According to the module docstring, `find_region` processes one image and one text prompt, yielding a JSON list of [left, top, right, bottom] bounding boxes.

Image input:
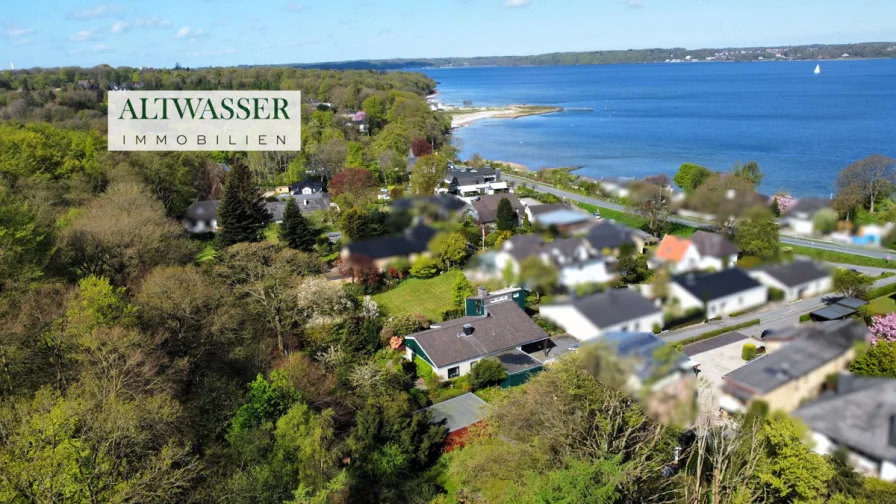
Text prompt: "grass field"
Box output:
[[869, 294, 896, 315], [372, 270, 462, 321], [788, 245, 895, 269]]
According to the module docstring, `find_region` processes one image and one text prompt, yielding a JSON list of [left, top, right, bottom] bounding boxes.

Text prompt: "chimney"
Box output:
[[462, 324, 474, 336], [477, 286, 488, 298]]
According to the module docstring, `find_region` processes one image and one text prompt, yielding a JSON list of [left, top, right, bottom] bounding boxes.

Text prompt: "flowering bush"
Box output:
[[775, 194, 796, 214], [870, 313, 896, 344]]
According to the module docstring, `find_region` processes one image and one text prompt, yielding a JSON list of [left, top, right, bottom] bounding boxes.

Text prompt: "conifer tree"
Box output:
[[217, 162, 270, 246], [496, 197, 515, 232], [279, 199, 318, 252]]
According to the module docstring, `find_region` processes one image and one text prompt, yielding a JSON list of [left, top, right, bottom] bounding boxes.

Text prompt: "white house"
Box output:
[[495, 235, 614, 288], [784, 197, 831, 236], [795, 376, 896, 482], [182, 201, 219, 233], [669, 269, 768, 318], [540, 289, 664, 341], [652, 231, 740, 274], [748, 260, 832, 301]]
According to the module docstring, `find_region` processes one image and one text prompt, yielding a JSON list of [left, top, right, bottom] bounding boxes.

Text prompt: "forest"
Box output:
[[1, 63, 895, 503]]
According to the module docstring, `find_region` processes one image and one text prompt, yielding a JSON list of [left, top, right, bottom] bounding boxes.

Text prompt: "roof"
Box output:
[[795, 378, 896, 463], [265, 202, 287, 222], [655, 235, 693, 262], [344, 224, 437, 261], [837, 297, 869, 310], [406, 301, 548, 368], [755, 260, 830, 288], [586, 220, 647, 250], [601, 331, 691, 381], [535, 209, 592, 226], [673, 268, 763, 302], [501, 235, 600, 267], [683, 332, 749, 356], [424, 393, 488, 433], [183, 200, 219, 223], [493, 348, 543, 375], [788, 197, 831, 216], [723, 320, 869, 395], [563, 289, 661, 329], [528, 203, 571, 216], [689, 230, 740, 259], [502, 234, 545, 262], [471, 194, 524, 223], [289, 177, 324, 194], [810, 304, 858, 321], [391, 194, 468, 214], [286, 192, 332, 213]]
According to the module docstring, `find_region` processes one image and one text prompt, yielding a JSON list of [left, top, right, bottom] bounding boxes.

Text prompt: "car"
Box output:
[[592, 211, 602, 220], [760, 329, 776, 339]]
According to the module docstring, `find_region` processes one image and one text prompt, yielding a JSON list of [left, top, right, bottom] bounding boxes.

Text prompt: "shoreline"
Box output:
[[449, 104, 563, 128]]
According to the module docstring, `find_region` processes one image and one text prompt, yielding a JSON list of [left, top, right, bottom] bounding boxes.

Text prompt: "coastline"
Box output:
[[449, 104, 563, 128]]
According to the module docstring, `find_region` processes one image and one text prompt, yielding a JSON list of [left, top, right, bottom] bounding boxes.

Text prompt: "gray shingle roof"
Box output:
[[183, 200, 219, 223], [528, 203, 571, 216], [755, 260, 830, 288], [344, 224, 437, 261], [795, 378, 896, 463], [565, 289, 661, 329], [788, 197, 831, 216], [723, 320, 869, 395], [673, 268, 763, 303], [424, 392, 488, 433], [406, 301, 548, 368], [471, 194, 524, 224], [689, 230, 740, 259], [586, 221, 648, 250]]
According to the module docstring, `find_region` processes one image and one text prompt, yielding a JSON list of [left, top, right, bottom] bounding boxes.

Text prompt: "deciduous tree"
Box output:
[[832, 268, 874, 299], [731, 160, 764, 187], [329, 167, 375, 198], [627, 174, 672, 237], [836, 154, 895, 213], [673, 163, 713, 193], [734, 207, 780, 259], [409, 154, 447, 195]]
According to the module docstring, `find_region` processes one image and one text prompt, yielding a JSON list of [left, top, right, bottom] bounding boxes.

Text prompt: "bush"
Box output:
[[742, 343, 757, 361], [867, 283, 896, 301], [380, 313, 429, 345], [652, 323, 662, 335], [469, 358, 508, 390], [414, 355, 435, 380], [736, 256, 763, 269], [438, 306, 464, 322], [769, 287, 785, 301], [799, 313, 812, 323], [409, 256, 439, 279]]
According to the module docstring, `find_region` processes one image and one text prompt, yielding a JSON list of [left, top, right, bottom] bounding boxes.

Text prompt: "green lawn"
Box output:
[[869, 295, 896, 315], [788, 245, 896, 270], [574, 202, 698, 237], [264, 223, 281, 243], [373, 270, 462, 321]]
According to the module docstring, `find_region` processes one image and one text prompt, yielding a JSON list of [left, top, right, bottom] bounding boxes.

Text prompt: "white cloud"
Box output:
[[93, 43, 112, 53], [71, 28, 101, 42], [284, 3, 306, 11], [110, 16, 171, 35], [175, 26, 206, 40], [619, 0, 645, 8], [12, 38, 32, 47], [69, 4, 125, 20], [111, 21, 129, 34], [5, 27, 34, 38], [502, 0, 531, 7]]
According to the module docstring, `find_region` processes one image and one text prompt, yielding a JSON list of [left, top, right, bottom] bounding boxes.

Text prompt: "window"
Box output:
[[633, 322, 640, 331], [448, 367, 460, 379], [470, 360, 478, 368]]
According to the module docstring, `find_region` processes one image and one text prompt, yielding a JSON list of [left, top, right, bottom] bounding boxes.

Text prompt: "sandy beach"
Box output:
[[450, 105, 563, 128]]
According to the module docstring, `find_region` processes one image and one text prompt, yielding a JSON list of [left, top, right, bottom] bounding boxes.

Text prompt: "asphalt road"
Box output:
[[503, 173, 896, 261]]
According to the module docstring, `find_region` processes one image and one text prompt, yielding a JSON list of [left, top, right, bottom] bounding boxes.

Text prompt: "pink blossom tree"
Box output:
[[774, 194, 796, 214], [870, 313, 896, 344]]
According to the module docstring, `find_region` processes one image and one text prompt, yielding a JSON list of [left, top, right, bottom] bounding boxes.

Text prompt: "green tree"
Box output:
[[362, 95, 387, 132], [849, 341, 896, 378], [432, 232, 469, 269], [756, 414, 835, 503], [468, 358, 508, 390], [217, 162, 271, 246], [409, 256, 439, 279], [833, 268, 874, 299], [813, 208, 839, 235], [339, 207, 384, 241], [618, 254, 652, 285], [673, 163, 713, 193], [496, 196, 516, 231], [0, 186, 52, 291], [734, 207, 780, 259], [451, 273, 476, 308], [836, 154, 895, 214], [518, 255, 558, 301], [409, 154, 447, 195], [279, 199, 318, 252], [731, 160, 764, 187], [769, 196, 782, 217]]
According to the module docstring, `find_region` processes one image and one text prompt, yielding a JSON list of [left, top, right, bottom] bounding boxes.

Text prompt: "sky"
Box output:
[[2, 0, 895, 69]]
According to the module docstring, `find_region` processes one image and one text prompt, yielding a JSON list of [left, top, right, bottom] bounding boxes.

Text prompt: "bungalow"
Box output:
[[341, 224, 437, 270], [404, 295, 549, 380], [688, 231, 740, 270], [669, 269, 768, 318], [467, 193, 526, 227], [289, 177, 324, 195], [720, 319, 869, 413], [784, 197, 831, 236], [599, 177, 635, 198], [276, 192, 333, 214], [653, 231, 740, 274], [748, 260, 832, 301], [539, 289, 664, 341], [585, 220, 651, 256], [182, 200, 219, 233], [390, 194, 470, 221], [794, 376, 896, 482], [525, 203, 595, 234], [494, 235, 614, 288]]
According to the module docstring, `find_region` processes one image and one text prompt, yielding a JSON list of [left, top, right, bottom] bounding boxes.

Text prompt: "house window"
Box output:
[[634, 322, 640, 331], [470, 360, 478, 368], [448, 367, 460, 379], [620, 325, 628, 332]]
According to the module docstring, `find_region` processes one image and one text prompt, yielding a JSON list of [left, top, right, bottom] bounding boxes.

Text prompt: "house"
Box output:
[[391, 194, 470, 221], [265, 202, 287, 223], [494, 235, 614, 288], [183, 201, 220, 233], [443, 167, 508, 198], [784, 197, 831, 235], [794, 376, 896, 482], [467, 193, 525, 226], [278, 192, 333, 214], [585, 220, 651, 255], [720, 319, 869, 413], [688, 231, 740, 270], [539, 289, 664, 341], [652, 235, 703, 273], [748, 260, 832, 301], [525, 203, 594, 234], [652, 231, 740, 274], [289, 177, 324, 195], [669, 269, 768, 318], [341, 224, 437, 269], [599, 177, 635, 198], [404, 298, 549, 380]]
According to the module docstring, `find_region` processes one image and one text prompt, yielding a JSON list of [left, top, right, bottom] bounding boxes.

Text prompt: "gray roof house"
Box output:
[[585, 220, 651, 254], [539, 289, 664, 342], [748, 260, 833, 301], [720, 319, 870, 413], [794, 376, 896, 482], [468, 193, 525, 225], [183, 201, 220, 234], [495, 234, 615, 288], [277, 192, 333, 214], [688, 230, 740, 262], [404, 300, 549, 380], [670, 268, 768, 318], [341, 224, 437, 266]]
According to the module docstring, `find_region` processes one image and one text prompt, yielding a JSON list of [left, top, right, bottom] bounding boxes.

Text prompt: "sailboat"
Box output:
[[814, 64, 821, 75]]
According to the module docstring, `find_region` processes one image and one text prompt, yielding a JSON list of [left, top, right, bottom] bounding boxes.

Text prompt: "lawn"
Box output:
[[868, 294, 896, 315], [574, 202, 698, 237], [264, 223, 281, 243], [373, 270, 463, 321], [788, 245, 896, 269]]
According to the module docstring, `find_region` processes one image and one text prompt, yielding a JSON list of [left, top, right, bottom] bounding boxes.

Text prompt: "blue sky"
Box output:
[[2, 0, 894, 69]]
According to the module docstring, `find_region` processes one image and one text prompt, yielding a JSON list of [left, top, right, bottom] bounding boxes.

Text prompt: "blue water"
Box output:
[[423, 61, 896, 197]]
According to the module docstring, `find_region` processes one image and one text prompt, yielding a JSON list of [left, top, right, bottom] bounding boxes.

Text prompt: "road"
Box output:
[[503, 173, 896, 261], [661, 270, 896, 343]]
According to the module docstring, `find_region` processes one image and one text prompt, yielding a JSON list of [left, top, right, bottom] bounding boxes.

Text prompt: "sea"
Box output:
[[422, 60, 896, 198]]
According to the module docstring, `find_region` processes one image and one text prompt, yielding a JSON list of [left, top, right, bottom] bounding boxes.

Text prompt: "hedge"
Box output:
[[769, 288, 785, 302], [742, 343, 757, 361], [670, 319, 761, 351], [799, 313, 812, 323], [864, 283, 896, 302]]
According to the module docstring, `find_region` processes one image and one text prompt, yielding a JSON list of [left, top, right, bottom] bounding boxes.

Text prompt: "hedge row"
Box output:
[[670, 319, 761, 351], [864, 282, 896, 302]]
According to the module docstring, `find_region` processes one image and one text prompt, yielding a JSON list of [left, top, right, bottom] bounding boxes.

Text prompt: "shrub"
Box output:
[[468, 358, 508, 390], [736, 256, 763, 269], [652, 323, 662, 335], [409, 256, 439, 279], [742, 343, 757, 361], [414, 355, 435, 380], [769, 287, 785, 301], [438, 306, 464, 322], [380, 313, 430, 345]]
